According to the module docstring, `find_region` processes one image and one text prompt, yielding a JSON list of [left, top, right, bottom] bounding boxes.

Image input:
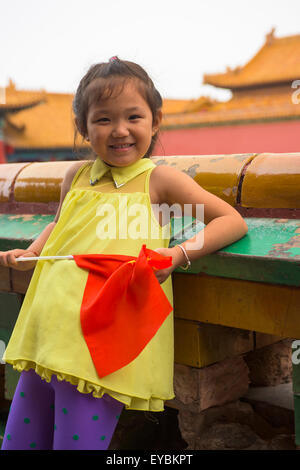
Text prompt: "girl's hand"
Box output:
[[0, 249, 38, 271], [153, 246, 186, 284]]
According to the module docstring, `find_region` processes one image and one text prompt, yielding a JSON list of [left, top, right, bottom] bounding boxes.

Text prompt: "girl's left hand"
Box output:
[[153, 246, 185, 284]]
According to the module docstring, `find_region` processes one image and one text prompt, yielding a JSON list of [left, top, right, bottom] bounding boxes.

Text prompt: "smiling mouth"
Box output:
[[109, 143, 135, 149]]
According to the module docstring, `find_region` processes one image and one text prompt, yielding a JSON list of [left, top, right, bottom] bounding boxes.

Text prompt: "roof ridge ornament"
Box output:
[[266, 27, 276, 46], [8, 79, 16, 91]]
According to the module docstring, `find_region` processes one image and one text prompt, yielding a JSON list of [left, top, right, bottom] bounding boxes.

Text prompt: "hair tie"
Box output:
[[109, 56, 118, 63]]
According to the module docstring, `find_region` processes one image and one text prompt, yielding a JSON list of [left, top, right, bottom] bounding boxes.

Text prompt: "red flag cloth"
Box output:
[[73, 244, 173, 378]]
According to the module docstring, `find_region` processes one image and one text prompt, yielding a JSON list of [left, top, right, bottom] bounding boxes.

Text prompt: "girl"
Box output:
[[0, 57, 248, 450]]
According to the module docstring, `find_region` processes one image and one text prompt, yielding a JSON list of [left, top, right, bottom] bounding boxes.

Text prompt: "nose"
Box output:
[[111, 120, 129, 138]]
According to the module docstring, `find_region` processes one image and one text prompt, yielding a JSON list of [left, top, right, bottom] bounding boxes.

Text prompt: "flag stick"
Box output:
[[16, 255, 74, 262]]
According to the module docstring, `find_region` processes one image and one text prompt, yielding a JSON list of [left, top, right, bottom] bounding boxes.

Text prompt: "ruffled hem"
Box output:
[[5, 359, 174, 412]]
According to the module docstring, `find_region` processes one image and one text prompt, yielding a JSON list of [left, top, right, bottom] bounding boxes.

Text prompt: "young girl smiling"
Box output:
[[0, 57, 247, 450]]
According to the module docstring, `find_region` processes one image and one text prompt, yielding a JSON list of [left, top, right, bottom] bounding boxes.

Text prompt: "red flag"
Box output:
[[73, 245, 173, 378]]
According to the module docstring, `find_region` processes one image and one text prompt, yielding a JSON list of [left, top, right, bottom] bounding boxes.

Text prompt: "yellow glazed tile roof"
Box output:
[[162, 87, 300, 128], [203, 29, 300, 89], [0, 80, 46, 110], [5, 37, 300, 148], [162, 99, 194, 114], [3, 81, 83, 149], [2, 82, 196, 148]]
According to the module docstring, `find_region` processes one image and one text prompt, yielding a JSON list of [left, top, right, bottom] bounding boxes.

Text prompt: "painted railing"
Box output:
[[0, 153, 299, 448]]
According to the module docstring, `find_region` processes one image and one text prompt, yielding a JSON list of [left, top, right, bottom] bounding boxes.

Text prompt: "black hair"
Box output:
[[73, 57, 162, 158]]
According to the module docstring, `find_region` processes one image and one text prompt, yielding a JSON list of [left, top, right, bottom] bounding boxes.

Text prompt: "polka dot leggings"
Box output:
[[1, 369, 124, 450]]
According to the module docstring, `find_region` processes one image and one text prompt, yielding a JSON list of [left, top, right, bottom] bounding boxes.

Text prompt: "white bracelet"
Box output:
[[176, 244, 191, 271]]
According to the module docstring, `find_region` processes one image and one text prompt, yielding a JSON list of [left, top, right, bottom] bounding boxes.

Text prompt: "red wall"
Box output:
[[154, 120, 300, 156], [0, 140, 6, 163]]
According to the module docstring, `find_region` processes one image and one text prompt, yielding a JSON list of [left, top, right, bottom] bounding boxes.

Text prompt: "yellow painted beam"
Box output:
[[0, 162, 30, 202], [152, 154, 256, 206], [173, 272, 300, 337], [14, 161, 77, 203], [241, 153, 300, 208]]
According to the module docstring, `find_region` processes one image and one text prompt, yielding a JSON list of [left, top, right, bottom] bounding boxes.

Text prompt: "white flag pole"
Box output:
[[16, 255, 74, 262]]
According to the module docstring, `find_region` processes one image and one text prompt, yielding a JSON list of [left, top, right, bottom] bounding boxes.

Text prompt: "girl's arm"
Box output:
[[0, 161, 86, 271], [150, 165, 248, 283]]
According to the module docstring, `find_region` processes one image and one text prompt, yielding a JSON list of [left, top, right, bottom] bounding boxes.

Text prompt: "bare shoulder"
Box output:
[[63, 160, 90, 187], [151, 164, 197, 185], [150, 164, 199, 204], [151, 162, 245, 224], [54, 160, 89, 222]]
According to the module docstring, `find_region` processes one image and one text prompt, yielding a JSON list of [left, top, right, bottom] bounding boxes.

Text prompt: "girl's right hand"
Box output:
[[0, 249, 38, 271]]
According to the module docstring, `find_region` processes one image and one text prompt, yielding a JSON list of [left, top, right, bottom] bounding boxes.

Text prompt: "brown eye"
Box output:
[[129, 115, 141, 120], [96, 117, 110, 123]]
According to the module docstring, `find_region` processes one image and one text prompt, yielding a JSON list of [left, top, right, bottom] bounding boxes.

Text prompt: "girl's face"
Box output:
[[85, 80, 161, 167]]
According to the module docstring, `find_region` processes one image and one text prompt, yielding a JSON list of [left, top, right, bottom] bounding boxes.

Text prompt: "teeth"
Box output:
[[111, 144, 133, 148]]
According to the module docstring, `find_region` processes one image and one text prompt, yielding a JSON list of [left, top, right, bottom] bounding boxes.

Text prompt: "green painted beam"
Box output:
[[0, 214, 299, 286], [0, 214, 54, 250], [170, 217, 300, 287]]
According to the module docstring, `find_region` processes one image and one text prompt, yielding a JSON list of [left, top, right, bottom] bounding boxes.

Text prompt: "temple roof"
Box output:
[[162, 99, 193, 114], [162, 85, 300, 129], [3, 81, 83, 149], [0, 80, 45, 117], [4, 37, 300, 149], [0, 100, 44, 115], [1, 80, 46, 107], [3, 81, 198, 149], [203, 29, 300, 89]]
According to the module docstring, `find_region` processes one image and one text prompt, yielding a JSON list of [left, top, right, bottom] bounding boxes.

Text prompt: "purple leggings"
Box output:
[[2, 369, 124, 450]]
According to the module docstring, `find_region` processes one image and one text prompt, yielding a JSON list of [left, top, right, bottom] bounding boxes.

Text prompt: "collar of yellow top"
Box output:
[[90, 157, 156, 188]]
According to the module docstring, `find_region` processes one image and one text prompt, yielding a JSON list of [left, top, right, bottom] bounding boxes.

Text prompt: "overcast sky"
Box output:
[[1, 0, 300, 101]]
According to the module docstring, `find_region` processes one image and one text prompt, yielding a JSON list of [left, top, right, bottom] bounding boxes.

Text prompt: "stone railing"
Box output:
[[0, 153, 300, 450]]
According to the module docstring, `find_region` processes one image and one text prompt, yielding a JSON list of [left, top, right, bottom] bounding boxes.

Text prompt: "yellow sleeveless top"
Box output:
[[3, 158, 174, 411]]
